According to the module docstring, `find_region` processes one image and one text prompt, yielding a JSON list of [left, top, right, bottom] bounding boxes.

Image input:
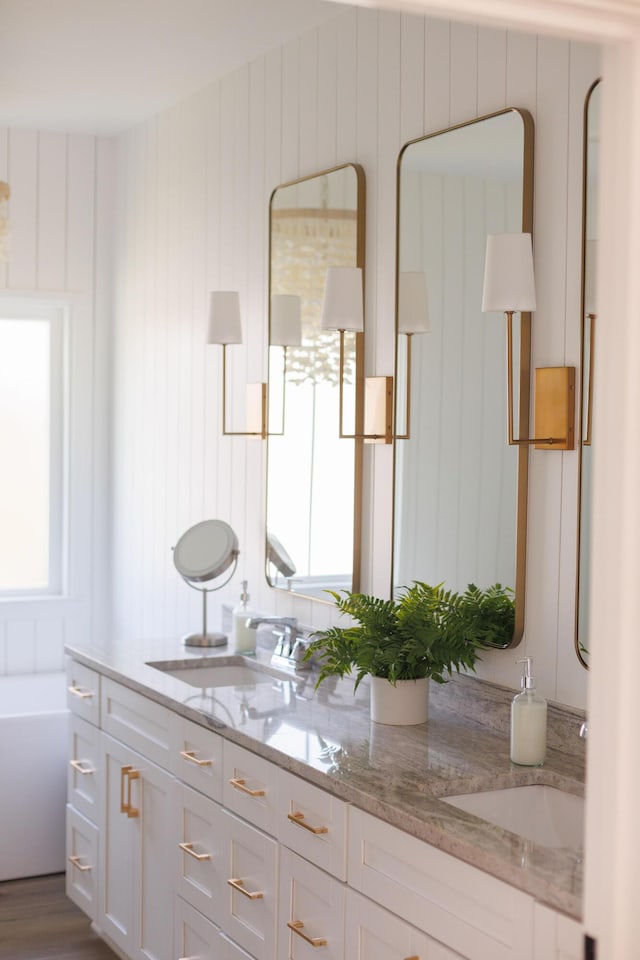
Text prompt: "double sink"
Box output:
[[146, 655, 584, 855]]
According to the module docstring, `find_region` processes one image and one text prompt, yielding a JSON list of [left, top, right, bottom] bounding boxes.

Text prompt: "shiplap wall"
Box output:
[[0, 130, 114, 675], [112, 7, 599, 708]]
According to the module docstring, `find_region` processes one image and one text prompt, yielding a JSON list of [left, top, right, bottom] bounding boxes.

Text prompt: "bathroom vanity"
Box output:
[[65, 638, 586, 960]]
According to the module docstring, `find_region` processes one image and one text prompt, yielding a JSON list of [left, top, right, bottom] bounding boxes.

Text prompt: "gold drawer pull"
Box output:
[[69, 759, 95, 775], [120, 765, 130, 813], [180, 749, 213, 767], [68, 684, 94, 699], [287, 920, 327, 947], [229, 777, 265, 797], [68, 855, 92, 872], [179, 841, 211, 862], [287, 811, 328, 835], [227, 878, 264, 900], [120, 765, 139, 817]]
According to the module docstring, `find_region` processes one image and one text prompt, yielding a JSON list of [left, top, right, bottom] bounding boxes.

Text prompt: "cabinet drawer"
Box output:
[[277, 769, 348, 880], [66, 805, 99, 922], [223, 741, 278, 835], [345, 887, 464, 960], [68, 714, 100, 823], [278, 848, 345, 960], [101, 677, 172, 770], [172, 715, 223, 802], [176, 782, 224, 925], [220, 809, 278, 960], [348, 808, 534, 960], [220, 932, 255, 960], [66, 660, 100, 726], [175, 896, 221, 960], [533, 903, 584, 960]]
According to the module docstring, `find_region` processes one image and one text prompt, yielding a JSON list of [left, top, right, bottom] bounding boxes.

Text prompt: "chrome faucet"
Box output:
[[246, 616, 301, 662], [580, 720, 588, 739]]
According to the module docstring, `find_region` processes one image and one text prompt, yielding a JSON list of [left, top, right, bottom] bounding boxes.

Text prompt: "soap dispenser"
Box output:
[[510, 657, 547, 766], [232, 581, 257, 655]]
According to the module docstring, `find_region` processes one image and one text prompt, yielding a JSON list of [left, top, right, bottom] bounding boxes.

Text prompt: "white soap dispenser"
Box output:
[[510, 657, 547, 766], [232, 581, 257, 655]]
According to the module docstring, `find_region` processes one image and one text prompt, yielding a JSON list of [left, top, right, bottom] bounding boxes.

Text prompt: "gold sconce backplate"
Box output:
[[534, 367, 576, 450]]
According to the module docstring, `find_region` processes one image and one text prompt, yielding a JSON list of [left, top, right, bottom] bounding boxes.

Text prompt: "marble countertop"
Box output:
[[65, 633, 586, 919]]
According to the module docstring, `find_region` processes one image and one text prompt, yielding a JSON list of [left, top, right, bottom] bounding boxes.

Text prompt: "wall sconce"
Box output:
[[207, 290, 267, 439], [320, 266, 392, 444], [269, 294, 301, 436], [482, 233, 575, 450], [395, 270, 430, 440], [0, 181, 10, 262]]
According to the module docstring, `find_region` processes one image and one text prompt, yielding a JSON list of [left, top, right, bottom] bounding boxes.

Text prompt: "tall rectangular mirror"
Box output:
[[392, 109, 534, 646], [266, 164, 365, 600]]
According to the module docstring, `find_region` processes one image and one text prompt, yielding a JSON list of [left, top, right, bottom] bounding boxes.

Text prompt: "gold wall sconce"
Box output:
[[320, 266, 392, 444], [0, 181, 10, 262], [482, 233, 575, 450], [269, 293, 302, 435], [395, 270, 430, 440], [582, 238, 597, 447], [207, 290, 267, 439]]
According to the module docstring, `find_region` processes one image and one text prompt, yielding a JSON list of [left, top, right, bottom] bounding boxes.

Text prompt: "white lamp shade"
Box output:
[[481, 233, 536, 313], [208, 290, 242, 344], [398, 271, 430, 334], [320, 266, 364, 332], [271, 294, 302, 346]]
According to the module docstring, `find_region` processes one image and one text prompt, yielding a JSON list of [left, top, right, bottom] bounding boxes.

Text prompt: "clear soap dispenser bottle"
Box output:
[[510, 657, 547, 766], [232, 581, 257, 655]]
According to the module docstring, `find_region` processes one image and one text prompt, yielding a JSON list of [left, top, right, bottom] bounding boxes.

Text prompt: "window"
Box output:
[[0, 300, 66, 596]]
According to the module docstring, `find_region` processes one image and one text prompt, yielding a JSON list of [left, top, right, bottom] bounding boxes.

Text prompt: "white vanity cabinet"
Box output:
[[533, 903, 584, 960], [277, 847, 345, 960]]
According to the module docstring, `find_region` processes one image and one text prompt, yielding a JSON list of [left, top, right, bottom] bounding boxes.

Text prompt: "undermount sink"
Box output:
[[146, 656, 294, 689], [442, 784, 584, 850]]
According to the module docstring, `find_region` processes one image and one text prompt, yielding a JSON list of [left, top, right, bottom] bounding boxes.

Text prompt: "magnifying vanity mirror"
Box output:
[[575, 79, 600, 669], [392, 109, 534, 647], [266, 163, 365, 600], [173, 519, 239, 647]]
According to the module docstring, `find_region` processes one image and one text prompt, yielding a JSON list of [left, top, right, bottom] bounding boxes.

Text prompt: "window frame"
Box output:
[[0, 297, 68, 599]]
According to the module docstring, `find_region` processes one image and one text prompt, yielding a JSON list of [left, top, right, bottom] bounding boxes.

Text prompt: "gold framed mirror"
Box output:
[[575, 79, 600, 669], [266, 163, 365, 600], [392, 109, 534, 647]]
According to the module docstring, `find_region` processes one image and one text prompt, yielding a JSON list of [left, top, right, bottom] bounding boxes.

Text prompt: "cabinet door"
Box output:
[[175, 896, 222, 960], [68, 713, 100, 823], [66, 804, 99, 922], [533, 903, 584, 960], [220, 809, 278, 960], [100, 733, 174, 960], [176, 782, 225, 925], [67, 659, 100, 725], [100, 733, 136, 956], [278, 848, 345, 960], [345, 887, 464, 960]]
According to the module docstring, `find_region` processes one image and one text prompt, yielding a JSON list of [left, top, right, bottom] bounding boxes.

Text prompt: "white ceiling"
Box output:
[[0, 0, 347, 136]]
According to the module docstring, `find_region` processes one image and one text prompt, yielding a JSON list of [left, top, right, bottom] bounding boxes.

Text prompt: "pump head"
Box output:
[[516, 657, 535, 690]]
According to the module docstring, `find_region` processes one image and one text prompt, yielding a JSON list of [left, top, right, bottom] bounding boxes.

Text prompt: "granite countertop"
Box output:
[[65, 633, 586, 920]]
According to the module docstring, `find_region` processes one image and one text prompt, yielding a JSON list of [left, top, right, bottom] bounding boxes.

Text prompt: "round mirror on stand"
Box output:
[[173, 519, 239, 647]]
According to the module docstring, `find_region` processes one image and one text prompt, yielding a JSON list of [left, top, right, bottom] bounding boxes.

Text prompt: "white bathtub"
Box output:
[[0, 672, 68, 880]]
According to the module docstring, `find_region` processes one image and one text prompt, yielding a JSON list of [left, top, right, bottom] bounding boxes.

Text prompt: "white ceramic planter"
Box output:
[[369, 676, 429, 725]]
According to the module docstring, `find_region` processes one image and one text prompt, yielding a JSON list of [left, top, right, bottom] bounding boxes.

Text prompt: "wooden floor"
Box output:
[[0, 874, 118, 960]]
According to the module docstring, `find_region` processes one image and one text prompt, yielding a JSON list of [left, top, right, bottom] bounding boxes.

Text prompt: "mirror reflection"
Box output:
[[266, 164, 364, 599], [392, 110, 534, 646], [576, 80, 600, 669]]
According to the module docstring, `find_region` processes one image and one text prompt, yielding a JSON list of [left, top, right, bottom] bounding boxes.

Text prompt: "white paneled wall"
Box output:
[[0, 129, 114, 675], [112, 8, 599, 709]]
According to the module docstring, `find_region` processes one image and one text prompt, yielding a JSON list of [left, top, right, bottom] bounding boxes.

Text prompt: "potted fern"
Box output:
[[304, 582, 514, 725]]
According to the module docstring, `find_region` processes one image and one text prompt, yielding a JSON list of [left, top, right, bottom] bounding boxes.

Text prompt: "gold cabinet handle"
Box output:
[[69, 759, 95, 776], [229, 777, 265, 797], [68, 854, 92, 872], [180, 749, 213, 767], [120, 765, 139, 817], [68, 684, 94, 699], [287, 920, 327, 947], [227, 878, 264, 900], [179, 841, 211, 862], [287, 811, 328, 835]]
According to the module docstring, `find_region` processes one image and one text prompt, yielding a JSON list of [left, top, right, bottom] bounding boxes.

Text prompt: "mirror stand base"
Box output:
[[182, 632, 228, 648]]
